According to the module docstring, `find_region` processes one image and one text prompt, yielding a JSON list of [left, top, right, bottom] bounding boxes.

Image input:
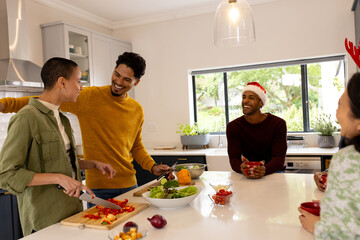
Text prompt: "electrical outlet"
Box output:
[[148, 122, 157, 132]]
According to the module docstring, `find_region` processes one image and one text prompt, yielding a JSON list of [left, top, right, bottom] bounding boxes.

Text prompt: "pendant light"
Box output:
[[214, 0, 256, 47]]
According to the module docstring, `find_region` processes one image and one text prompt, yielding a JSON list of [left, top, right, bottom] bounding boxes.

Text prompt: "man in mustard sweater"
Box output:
[[0, 52, 171, 202]]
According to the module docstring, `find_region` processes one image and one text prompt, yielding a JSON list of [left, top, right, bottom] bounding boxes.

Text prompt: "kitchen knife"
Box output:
[[56, 185, 121, 209], [79, 192, 122, 210], [156, 161, 178, 181]]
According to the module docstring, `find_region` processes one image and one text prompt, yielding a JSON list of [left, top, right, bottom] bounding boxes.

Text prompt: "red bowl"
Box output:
[[247, 161, 261, 167], [300, 202, 320, 216], [321, 174, 327, 184]]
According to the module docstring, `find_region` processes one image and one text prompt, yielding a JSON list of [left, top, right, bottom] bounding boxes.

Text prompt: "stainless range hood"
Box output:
[[0, 0, 43, 92]]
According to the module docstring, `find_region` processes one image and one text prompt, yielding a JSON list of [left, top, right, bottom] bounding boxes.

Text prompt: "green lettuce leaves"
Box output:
[[149, 186, 197, 199]]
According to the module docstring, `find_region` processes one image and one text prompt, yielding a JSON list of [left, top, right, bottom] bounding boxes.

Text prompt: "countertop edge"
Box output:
[[147, 147, 339, 157]]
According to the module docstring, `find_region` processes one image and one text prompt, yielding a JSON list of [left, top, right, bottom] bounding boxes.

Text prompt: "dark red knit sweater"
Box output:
[[226, 113, 287, 175]]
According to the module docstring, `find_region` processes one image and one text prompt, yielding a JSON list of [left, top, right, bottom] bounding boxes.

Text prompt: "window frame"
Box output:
[[191, 55, 347, 133]]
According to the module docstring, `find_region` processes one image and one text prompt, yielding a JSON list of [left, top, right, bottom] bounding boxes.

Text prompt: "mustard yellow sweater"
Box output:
[[0, 86, 155, 189]]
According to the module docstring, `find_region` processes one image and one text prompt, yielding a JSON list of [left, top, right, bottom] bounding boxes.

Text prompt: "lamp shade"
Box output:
[[214, 0, 256, 47]]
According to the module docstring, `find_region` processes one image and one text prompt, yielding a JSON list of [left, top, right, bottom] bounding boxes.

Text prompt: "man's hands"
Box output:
[[298, 207, 320, 234], [78, 159, 116, 179], [240, 155, 265, 179], [94, 161, 116, 179], [314, 172, 326, 192], [152, 164, 175, 180]]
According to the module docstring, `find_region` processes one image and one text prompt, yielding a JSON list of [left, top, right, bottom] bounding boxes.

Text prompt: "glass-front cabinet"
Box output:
[[41, 21, 132, 91], [41, 22, 93, 86], [68, 31, 90, 84]]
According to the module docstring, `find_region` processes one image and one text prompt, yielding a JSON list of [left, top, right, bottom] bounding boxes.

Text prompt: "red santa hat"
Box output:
[[241, 82, 267, 105]]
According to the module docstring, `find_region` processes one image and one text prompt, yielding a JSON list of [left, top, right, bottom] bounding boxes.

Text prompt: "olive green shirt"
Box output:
[[0, 98, 83, 236]]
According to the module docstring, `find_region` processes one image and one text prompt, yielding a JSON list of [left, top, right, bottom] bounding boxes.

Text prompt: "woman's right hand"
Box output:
[[58, 174, 94, 198]]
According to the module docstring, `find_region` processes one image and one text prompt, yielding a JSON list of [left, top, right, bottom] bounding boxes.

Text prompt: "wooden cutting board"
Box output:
[[133, 181, 195, 197], [61, 202, 149, 230]]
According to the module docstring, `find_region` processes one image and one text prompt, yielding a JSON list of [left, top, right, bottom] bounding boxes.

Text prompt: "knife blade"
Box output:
[[156, 161, 178, 181], [79, 192, 122, 210]]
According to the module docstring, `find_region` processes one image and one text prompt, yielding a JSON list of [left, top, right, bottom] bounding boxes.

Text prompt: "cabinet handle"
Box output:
[[177, 158, 188, 161]]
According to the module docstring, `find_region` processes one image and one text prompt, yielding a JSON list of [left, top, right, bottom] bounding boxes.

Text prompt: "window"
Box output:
[[192, 55, 345, 133]]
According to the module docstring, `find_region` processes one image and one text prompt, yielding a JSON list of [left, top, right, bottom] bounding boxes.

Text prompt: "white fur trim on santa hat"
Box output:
[[242, 84, 267, 105]]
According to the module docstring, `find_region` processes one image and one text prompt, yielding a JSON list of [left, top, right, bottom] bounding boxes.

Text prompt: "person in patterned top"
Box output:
[[298, 72, 360, 239]]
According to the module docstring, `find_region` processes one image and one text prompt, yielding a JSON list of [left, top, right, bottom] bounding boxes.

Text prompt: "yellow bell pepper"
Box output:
[[177, 169, 191, 184]]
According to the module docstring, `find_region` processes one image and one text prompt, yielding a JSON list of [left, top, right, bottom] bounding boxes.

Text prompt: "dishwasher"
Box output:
[[285, 156, 321, 174]]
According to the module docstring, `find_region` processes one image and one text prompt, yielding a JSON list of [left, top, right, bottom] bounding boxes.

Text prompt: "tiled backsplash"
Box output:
[[0, 112, 82, 149]]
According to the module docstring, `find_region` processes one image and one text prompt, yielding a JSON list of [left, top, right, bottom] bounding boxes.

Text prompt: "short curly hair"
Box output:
[[116, 52, 146, 79]]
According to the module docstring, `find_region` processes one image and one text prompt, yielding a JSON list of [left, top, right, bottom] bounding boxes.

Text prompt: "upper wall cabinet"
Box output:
[[91, 33, 131, 86], [41, 22, 132, 87], [352, 0, 359, 71], [41, 22, 92, 86]]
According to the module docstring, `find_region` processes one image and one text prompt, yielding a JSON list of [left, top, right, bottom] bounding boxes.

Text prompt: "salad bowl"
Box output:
[[142, 186, 202, 209]]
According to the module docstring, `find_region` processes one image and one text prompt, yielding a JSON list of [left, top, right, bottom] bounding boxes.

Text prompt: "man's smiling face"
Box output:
[[242, 91, 263, 115], [110, 64, 140, 97]]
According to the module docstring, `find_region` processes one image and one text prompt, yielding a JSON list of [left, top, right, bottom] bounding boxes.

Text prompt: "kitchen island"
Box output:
[[20, 172, 322, 240]]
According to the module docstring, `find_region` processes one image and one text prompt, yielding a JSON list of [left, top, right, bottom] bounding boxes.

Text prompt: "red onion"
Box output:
[[147, 214, 167, 229]]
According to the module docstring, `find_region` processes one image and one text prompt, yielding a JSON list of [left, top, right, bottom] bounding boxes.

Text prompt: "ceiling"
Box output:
[[33, 0, 275, 29]]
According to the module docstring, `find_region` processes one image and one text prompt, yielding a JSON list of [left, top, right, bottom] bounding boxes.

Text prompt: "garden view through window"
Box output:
[[192, 56, 345, 133]]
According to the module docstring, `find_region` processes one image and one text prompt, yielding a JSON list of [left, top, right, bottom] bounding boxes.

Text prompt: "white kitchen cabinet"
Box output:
[[91, 32, 131, 87], [41, 22, 132, 92], [41, 22, 92, 86]]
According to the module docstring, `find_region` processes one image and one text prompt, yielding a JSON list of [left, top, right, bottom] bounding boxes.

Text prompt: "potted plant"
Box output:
[[313, 113, 338, 148], [176, 123, 210, 149]]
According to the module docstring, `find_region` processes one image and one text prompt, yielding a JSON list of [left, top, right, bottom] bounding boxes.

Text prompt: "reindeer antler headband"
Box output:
[[345, 38, 360, 69]]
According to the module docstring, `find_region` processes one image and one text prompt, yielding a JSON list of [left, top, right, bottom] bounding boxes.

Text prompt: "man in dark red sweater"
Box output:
[[226, 82, 287, 179]]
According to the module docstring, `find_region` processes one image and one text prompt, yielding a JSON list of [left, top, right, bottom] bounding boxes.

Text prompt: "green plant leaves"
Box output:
[[313, 113, 338, 136], [176, 123, 208, 136]]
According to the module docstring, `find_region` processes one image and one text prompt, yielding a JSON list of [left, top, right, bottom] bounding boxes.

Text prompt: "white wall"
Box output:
[[113, 0, 356, 148]]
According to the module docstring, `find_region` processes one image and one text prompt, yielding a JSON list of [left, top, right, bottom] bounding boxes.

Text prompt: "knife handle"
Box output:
[[56, 185, 85, 196]]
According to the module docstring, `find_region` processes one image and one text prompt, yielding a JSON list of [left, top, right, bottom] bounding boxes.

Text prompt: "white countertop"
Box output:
[[286, 147, 338, 155], [147, 147, 339, 156], [21, 172, 323, 240]]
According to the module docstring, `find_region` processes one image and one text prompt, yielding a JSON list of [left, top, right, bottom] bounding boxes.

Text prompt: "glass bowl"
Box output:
[[173, 163, 206, 179], [208, 192, 233, 206], [108, 227, 148, 240], [209, 182, 232, 192]]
